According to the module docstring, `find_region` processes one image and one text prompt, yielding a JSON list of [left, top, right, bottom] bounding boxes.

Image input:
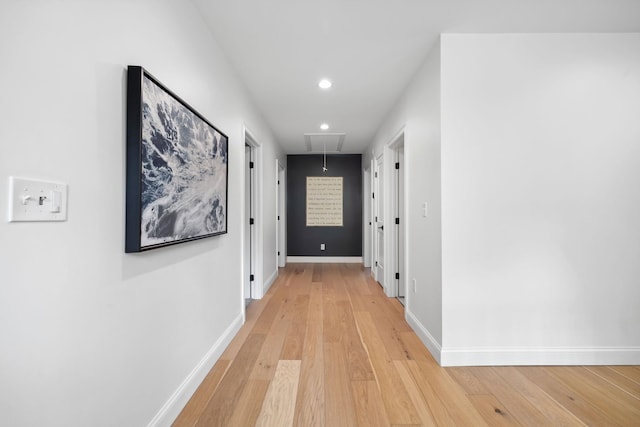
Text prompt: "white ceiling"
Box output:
[[192, 0, 640, 154]]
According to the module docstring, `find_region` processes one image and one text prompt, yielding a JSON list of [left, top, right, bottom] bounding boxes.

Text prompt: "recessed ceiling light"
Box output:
[[320, 123, 329, 130], [318, 79, 332, 89]]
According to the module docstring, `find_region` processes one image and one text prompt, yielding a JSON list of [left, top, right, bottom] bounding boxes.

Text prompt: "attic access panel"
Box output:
[[304, 133, 346, 152]]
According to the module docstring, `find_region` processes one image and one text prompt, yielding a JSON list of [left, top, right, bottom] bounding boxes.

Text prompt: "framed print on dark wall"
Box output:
[[125, 66, 228, 253]]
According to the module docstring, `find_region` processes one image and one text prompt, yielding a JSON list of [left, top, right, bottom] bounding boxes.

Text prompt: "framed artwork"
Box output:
[[125, 66, 228, 252], [306, 176, 343, 226]]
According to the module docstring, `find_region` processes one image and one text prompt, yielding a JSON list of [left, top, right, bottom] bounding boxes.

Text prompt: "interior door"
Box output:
[[375, 155, 384, 287], [277, 163, 286, 268], [397, 147, 405, 302], [363, 167, 371, 268], [244, 144, 253, 304]]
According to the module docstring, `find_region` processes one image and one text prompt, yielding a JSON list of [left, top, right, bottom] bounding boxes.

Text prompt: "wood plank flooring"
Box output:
[[174, 264, 640, 427]]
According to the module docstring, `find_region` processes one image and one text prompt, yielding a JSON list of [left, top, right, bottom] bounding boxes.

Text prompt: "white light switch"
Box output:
[[50, 190, 62, 213], [8, 177, 68, 222], [422, 202, 428, 218]]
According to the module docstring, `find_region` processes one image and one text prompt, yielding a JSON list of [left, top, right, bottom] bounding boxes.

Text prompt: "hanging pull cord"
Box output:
[[323, 142, 328, 172]]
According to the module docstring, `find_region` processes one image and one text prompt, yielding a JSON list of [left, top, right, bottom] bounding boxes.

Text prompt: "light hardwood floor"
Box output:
[[174, 263, 640, 426]]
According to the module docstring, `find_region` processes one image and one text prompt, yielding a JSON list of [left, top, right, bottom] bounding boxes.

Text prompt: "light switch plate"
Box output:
[[8, 176, 68, 222]]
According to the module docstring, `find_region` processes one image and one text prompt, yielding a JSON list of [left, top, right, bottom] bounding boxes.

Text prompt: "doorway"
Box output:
[[388, 129, 406, 305], [243, 126, 263, 307], [374, 153, 384, 288], [363, 166, 372, 268], [244, 143, 254, 306], [395, 145, 406, 305], [276, 160, 286, 268]]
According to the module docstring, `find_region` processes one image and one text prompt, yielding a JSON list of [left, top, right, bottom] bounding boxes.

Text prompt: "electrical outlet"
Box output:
[[320, 243, 325, 251]]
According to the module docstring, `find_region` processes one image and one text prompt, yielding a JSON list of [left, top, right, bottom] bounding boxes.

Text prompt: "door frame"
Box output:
[[370, 159, 376, 272], [374, 153, 385, 289], [243, 125, 264, 304], [385, 126, 407, 300], [363, 165, 372, 268], [276, 159, 286, 268], [244, 143, 254, 307]]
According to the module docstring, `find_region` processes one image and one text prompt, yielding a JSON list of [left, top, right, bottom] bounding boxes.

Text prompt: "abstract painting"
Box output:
[[126, 66, 228, 252]]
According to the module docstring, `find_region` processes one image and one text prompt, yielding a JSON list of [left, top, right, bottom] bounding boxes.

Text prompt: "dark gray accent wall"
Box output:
[[287, 154, 362, 256]]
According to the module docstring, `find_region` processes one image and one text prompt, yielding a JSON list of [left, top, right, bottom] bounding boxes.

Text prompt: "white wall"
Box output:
[[366, 33, 640, 366], [440, 34, 640, 365], [0, 1, 283, 425], [364, 42, 443, 358]]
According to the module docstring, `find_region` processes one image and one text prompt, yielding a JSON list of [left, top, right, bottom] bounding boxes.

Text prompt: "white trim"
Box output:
[[369, 159, 375, 278], [440, 346, 640, 367], [404, 308, 640, 367], [385, 127, 406, 300], [374, 153, 385, 290], [263, 268, 278, 295], [243, 124, 264, 300], [362, 166, 372, 268], [242, 143, 252, 315], [147, 313, 244, 427], [276, 160, 286, 268], [402, 128, 411, 312], [286, 256, 363, 263], [405, 308, 442, 365], [388, 125, 406, 150], [275, 158, 279, 275]]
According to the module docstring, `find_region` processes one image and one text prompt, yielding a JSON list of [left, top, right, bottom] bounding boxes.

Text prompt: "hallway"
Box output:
[[173, 264, 640, 426]]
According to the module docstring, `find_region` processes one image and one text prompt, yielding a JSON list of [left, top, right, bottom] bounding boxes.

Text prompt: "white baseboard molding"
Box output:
[[263, 269, 278, 296], [286, 256, 363, 263], [440, 346, 640, 367], [404, 309, 640, 366], [147, 313, 244, 427], [405, 308, 442, 365]]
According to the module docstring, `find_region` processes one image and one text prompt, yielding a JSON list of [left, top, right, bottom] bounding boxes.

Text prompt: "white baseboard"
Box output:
[[263, 269, 278, 296], [405, 308, 442, 365], [404, 309, 640, 366], [286, 256, 363, 263], [440, 346, 640, 367], [147, 313, 244, 427]]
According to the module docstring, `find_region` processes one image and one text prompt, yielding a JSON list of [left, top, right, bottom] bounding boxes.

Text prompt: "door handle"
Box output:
[[378, 225, 384, 230]]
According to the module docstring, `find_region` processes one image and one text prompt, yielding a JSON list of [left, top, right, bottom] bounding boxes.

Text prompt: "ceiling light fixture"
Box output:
[[320, 123, 329, 130], [318, 79, 332, 89]]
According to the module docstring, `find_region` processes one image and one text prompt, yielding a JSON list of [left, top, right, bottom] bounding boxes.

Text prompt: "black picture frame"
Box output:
[[125, 66, 228, 253]]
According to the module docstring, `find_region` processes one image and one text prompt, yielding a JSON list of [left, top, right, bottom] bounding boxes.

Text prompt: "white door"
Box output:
[[375, 155, 384, 287], [397, 147, 405, 301], [277, 162, 286, 268], [244, 144, 253, 303], [363, 167, 372, 268]]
